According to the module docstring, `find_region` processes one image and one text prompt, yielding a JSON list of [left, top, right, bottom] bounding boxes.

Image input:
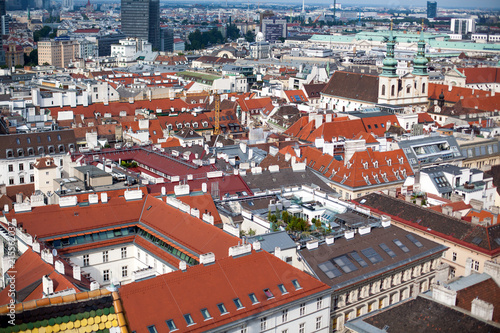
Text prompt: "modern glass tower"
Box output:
[[121, 0, 160, 50], [427, 1, 437, 19]]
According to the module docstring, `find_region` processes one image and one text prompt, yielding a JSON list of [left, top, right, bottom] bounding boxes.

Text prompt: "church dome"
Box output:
[[256, 32, 265, 42], [383, 57, 397, 67]]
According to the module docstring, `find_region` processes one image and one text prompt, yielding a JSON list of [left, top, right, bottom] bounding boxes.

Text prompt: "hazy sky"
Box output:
[[265, 0, 500, 9]]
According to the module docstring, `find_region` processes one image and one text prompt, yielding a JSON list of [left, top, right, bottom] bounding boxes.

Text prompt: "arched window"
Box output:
[[406, 85, 411, 94], [381, 85, 386, 96], [391, 85, 395, 96], [422, 83, 426, 94]]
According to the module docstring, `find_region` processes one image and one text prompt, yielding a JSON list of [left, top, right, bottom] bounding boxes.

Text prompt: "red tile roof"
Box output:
[[285, 117, 366, 142], [457, 67, 500, 84], [428, 83, 489, 103], [0, 250, 86, 304], [119, 250, 330, 333], [299, 146, 413, 189], [360, 115, 400, 137], [428, 201, 472, 213], [284, 90, 309, 103], [456, 278, 500, 322], [418, 112, 435, 124], [465, 209, 496, 224], [237, 97, 273, 113]]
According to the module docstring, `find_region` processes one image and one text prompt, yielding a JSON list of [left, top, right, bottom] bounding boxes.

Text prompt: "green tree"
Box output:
[[24, 49, 38, 66], [248, 228, 256, 236], [245, 30, 255, 43], [226, 24, 240, 40], [34, 26, 52, 42], [282, 211, 290, 224]]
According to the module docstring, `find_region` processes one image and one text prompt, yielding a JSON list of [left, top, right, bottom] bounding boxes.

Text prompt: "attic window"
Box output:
[[58, 145, 65, 153], [264, 288, 274, 299], [363, 162, 368, 169], [17, 149, 24, 157], [233, 298, 244, 309], [278, 284, 288, 294], [6, 149, 13, 158], [184, 314, 195, 326], [28, 148, 34, 156], [147, 326, 158, 333], [176, 123, 182, 129], [217, 303, 228, 315], [201, 308, 211, 320], [373, 161, 378, 168], [57, 134, 62, 141], [249, 293, 259, 304], [399, 157, 404, 164], [48, 146, 55, 154], [16, 138, 20, 144], [292, 279, 302, 290], [387, 158, 392, 166]]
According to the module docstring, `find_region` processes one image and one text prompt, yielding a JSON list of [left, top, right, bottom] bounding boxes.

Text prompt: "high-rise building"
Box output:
[[261, 17, 287, 43], [160, 27, 173, 53], [427, 1, 437, 19], [450, 18, 476, 35], [121, 0, 160, 50], [0, 0, 5, 66]]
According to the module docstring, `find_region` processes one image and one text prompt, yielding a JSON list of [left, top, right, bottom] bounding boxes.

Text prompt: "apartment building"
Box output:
[[38, 39, 79, 67]]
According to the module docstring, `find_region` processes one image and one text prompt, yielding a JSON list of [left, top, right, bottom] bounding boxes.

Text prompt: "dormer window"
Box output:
[[402, 169, 407, 177], [6, 149, 13, 158], [363, 174, 371, 185], [28, 148, 34, 156], [192, 122, 198, 128], [373, 160, 378, 168], [176, 123, 182, 129], [387, 158, 392, 166], [399, 157, 404, 164], [58, 145, 65, 153], [184, 123, 190, 128], [363, 162, 368, 169], [292, 279, 302, 290], [17, 149, 24, 157], [48, 146, 55, 154], [38, 147, 45, 155], [264, 288, 274, 299]]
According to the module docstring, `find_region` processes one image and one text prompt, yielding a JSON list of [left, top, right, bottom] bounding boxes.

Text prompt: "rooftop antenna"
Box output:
[[302, 0, 305, 13]]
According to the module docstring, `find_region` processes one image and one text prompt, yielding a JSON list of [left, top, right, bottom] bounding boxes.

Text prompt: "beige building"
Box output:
[[34, 157, 60, 194], [38, 39, 79, 67], [355, 193, 500, 278]]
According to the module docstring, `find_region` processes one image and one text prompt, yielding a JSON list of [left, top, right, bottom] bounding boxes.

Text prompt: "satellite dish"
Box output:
[[52, 249, 58, 257]]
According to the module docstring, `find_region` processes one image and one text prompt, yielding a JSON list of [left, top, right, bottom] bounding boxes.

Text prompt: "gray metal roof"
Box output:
[[247, 231, 297, 252]]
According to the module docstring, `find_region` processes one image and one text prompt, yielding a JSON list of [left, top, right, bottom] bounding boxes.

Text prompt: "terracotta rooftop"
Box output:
[[119, 250, 330, 333], [322, 71, 379, 103], [455, 277, 500, 323]]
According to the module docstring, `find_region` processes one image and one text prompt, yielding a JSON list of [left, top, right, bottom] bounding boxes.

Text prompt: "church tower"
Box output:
[[411, 21, 430, 104], [378, 21, 400, 105]]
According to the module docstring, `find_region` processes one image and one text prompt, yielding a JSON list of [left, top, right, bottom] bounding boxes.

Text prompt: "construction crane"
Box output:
[[213, 92, 221, 135], [312, 14, 322, 24]]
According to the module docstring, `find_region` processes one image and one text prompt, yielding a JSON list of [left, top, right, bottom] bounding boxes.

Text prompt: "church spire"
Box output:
[[380, 20, 398, 78], [412, 20, 429, 76]]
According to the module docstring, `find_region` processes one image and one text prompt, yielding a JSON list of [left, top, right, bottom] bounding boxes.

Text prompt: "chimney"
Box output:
[[202, 183, 207, 193], [450, 193, 462, 202], [41, 249, 53, 265], [483, 260, 500, 286], [315, 114, 323, 129], [344, 230, 355, 240], [358, 226, 371, 235], [381, 215, 391, 228], [435, 263, 450, 284], [325, 113, 333, 123], [442, 205, 453, 216], [274, 247, 281, 260], [253, 241, 261, 251], [90, 281, 100, 291], [306, 240, 319, 250], [55, 260, 65, 274], [471, 298, 494, 321], [483, 217, 492, 226], [16, 193, 23, 204], [32, 241, 40, 253], [200, 252, 215, 265], [73, 265, 81, 281], [453, 211, 462, 219], [465, 258, 473, 276], [431, 283, 457, 306], [101, 192, 108, 203], [3, 204, 8, 213], [325, 235, 334, 245], [448, 84, 452, 92], [471, 216, 480, 225], [179, 260, 187, 271], [42, 275, 54, 296]]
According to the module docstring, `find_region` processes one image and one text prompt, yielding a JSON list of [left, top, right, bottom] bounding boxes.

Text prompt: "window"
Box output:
[[103, 251, 109, 263], [165, 319, 177, 331], [350, 251, 369, 267], [278, 284, 287, 294], [406, 234, 423, 248], [29, 162, 34, 170], [30, 175, 34, 183], [361, 247, 384, 264], [393, 239, 410, 253], [103, 269, 110, 282], [217, 303, 228, 314], [260, 317, 267, 331], [8, 164, 13, 172], [18, 163, 24, 171], [264, 288, 274, 298], [184, 314, 194, 326], [300, 302, 306, 316], [316, 316, 322, 330], [8, 178, 14, 185], [452, 252, 457, 262], [122, 266, 128, 277], [333, 255, 359, 273], [391, 85, 395, 96], [292, 279, 301, 290], [233, 298, 243, 309], [406, 85, 411, 94], [472, 260, 480, 271], [147, 326, 158, 333], [299, 323, 305, 333], [379, 243, 396, 258], [121, 247, 127, 258], [47, 135, 51, 142], [317, 297, 323, 310], [249, 293, 259, 304], [201, 308, 211, 320], [83, 254, 89, 266], [381, 84, 386, 95], [19, 176, 24, 184], [422, 82, 426, 94], [281, 309, 288, 322]]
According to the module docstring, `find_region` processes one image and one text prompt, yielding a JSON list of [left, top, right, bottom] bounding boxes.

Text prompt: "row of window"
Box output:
[[103, 265, 128, 282], [14, 134, 63, 145], [6, 144, 71, 158], [149, 294, 319, 333]]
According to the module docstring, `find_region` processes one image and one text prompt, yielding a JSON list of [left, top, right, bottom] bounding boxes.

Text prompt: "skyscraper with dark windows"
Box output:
[[121, 0, 160, 50], [427, 1, 437, 19], [0, 0, 5, 66]]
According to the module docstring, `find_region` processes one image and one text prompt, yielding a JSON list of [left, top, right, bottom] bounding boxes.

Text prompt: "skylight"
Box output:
[[201, 308, 211, 320], [249, 293, 259, 304], [393, 239, 410, 253], [406, 234, 423, 248], [292, 279, 301, 290], [318, 261, 343, 279], [349, 251, 368, 268], [361, 247, 384, 264], [333, 255, 358, 273], [184, 314, 194, 326], [148, 325, 158, 333], [217, 303, 228, 314], [234, 298, 244, 309], [379, 243, 396, 258], [264, 288, 274, 298], [165, 320, 177, 331], [278, 284, 288, 294]]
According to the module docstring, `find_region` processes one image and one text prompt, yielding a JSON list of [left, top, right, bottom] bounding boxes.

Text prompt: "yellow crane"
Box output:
[[213, 92, 221, 135]]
